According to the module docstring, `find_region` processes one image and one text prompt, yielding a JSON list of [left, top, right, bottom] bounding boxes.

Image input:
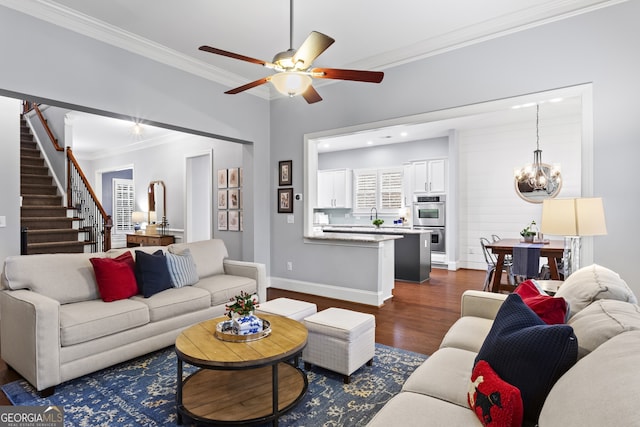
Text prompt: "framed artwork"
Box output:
[[279, 160, 292, 186], [228, 167, 239, 188], [278, 188, 293, 213], [228, 210, 240, 231], [217, 211, 228, 231], [239, 168, 243, 187], [228, 189, 240, 209], [217, 190, 228, 209], [217, 169, 228, 189], [240, 211, 243, 231]]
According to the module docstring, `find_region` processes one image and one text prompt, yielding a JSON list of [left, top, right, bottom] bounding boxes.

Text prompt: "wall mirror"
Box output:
[[148, 180, 166, 225]]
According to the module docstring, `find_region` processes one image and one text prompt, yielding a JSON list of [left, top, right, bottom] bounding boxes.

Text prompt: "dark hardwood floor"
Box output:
[[0, 268, 486, 405]]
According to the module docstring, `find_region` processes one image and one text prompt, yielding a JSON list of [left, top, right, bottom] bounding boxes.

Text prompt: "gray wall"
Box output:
[[0, 98, 21, 261], [318, 137, 448, 170], [269, 1, 640, 294], [102, 169, 133, 217], [0, 5, 270, 267]]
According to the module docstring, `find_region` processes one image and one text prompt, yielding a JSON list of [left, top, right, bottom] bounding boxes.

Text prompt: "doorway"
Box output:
[[185, 150, 213, 242]]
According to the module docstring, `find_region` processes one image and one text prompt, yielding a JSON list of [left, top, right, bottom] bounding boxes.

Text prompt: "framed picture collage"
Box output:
[[278, 160, 293, 214], [217, 167, 242, 231]]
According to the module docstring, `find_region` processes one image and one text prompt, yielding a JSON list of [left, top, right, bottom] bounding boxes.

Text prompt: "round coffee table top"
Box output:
[[175, 314, 308, 368]]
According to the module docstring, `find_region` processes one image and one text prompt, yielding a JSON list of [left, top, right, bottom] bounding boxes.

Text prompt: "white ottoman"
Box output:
[[303, 308, 376, 383], [255, 297, 317, 321]]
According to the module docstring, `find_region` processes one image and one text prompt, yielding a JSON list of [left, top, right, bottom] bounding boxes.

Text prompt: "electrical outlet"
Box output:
[[287, 261, 293, 271], [0, 216, 6, 228]]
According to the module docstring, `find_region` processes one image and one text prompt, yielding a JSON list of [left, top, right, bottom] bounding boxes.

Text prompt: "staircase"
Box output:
[[20, 117, 90, 254]]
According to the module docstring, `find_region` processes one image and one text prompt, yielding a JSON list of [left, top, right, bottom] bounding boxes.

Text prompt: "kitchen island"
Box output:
[[301, 231, 402, 306], [322, 226, 432, 283]]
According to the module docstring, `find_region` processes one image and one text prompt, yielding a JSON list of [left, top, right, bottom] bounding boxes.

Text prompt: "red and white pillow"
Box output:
[[468, 360, 523, 427]]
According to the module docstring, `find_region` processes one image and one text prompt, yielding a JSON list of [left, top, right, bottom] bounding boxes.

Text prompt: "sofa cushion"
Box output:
[[135, 250, 172, 298], [439, 316, 494, 353], [194, 274, 257, 307], [365, 391, 483, 427], [514, 280, 568, 325], [90, 252, 139, 302], [130, 286, 211, 322], [59, 299, 150, 346], [106, 246, 167, 259], [165, 248, 199, 288], [468, 360, 523, 427], [475, 294, 578, 424], [568, 299, 640, 359], [538, 330, 640, 427], [169, 239, 228, 279], [403, 347, 478, 408], [2, 253, 101, 304], [555, 264, 637, 319]]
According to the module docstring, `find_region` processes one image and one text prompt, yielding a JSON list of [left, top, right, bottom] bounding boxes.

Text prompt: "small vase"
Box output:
[[523, 235, 534, 243]]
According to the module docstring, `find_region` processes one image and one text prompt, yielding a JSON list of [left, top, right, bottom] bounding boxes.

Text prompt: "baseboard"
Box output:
[[268, 276, 385, 307]]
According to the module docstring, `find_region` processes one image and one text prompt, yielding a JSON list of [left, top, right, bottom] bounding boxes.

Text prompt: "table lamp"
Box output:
[[131, 211, 146, 231], [540, 197, 607, 276]]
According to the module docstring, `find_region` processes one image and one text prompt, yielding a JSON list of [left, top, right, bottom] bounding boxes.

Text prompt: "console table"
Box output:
[[126, 233, 174, 247]]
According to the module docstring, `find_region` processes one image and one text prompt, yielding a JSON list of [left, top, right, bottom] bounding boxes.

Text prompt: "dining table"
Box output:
[[485, 238, 565, 293]]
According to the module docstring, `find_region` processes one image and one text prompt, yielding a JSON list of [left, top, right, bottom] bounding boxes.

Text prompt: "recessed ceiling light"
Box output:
[[367, 140, 373, 145], [400, 132, 408, 137], [323, 143, 330, 149], [549, 98, 564, 103]]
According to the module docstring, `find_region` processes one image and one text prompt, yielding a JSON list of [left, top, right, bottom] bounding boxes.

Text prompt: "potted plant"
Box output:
[[225, 291, 259, 319], [372, 218, 384, 228], [520, 222, 537, 243]]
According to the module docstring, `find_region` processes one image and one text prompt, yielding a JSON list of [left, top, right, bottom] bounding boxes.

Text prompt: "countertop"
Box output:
[[322, 225, 432, 235], [306, 232, 404, 243]]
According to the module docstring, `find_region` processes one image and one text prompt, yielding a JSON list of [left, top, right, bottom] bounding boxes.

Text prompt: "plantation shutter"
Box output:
[[113, 178, 135, 234], [380, 169, 403, 210], [354, 170, 377, 210]]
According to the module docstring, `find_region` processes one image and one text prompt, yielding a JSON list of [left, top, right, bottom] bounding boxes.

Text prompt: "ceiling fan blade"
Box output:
[[224, 77, 270, 94], [199, 45, 272, 67], [302, 85, 323, 104], [312, 68, 384, 83], [292, 31, 335, 69]]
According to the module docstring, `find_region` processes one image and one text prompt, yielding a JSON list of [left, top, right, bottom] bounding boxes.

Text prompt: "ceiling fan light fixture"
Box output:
[[270, 72, 312, 97]]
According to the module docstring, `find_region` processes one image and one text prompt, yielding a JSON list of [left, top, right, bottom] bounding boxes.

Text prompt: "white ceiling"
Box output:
[[4, 0, 612, 155]]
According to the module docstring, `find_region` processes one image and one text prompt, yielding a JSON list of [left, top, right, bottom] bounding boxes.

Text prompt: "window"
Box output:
[[353, 167, 404, 213], [113, 178, 135, 234], [354, 169, 377, 210]]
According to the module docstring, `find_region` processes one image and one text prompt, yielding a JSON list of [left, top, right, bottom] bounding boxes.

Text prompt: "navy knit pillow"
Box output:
[[135, 250, 172, 298], [475, 293, 578, 424]]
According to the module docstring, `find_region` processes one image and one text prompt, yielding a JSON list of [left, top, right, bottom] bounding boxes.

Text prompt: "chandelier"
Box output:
[[514, 104, 562, 200]]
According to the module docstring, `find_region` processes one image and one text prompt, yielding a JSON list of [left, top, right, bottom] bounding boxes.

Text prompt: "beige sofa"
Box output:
[[0, 239, 266, 394], [367, 264, 640, 426]]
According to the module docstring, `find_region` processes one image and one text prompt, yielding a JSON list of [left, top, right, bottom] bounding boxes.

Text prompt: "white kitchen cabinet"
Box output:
[[317, 169, 352, 208], [411, 159, 447, 194], [428, 159, 447, 194], [402, 163, 414, 206]]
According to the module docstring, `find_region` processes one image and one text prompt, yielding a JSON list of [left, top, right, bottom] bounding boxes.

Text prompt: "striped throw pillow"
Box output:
[[166, 248, 199, 288]]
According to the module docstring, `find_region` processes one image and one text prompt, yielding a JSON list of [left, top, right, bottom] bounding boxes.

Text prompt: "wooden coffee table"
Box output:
[[175, 314, 308, 426]]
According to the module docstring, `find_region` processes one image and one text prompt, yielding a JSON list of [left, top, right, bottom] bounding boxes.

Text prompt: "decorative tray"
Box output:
[[214, 319, 271, 342]]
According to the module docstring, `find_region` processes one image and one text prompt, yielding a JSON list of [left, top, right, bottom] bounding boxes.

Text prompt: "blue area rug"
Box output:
[[2, 344, 427, 426]]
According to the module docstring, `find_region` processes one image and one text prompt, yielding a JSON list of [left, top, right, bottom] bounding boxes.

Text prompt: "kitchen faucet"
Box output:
[[370, 207, 378, 221]]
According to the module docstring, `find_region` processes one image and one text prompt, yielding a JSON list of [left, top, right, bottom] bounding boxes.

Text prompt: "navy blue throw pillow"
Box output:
[[475, 293, 578, 424], [134, 250, 172, 298]]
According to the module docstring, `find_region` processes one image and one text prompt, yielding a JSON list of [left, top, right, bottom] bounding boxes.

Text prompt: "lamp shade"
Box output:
[[131, 211, 146, 223], [541, 197, 607, 236], [270, 72, 312, 97]]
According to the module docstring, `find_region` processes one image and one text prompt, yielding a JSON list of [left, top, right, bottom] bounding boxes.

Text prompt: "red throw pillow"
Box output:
[[469, 360, 523, 427], [514, 280, 567, 325], [90, 251, 138, 302]]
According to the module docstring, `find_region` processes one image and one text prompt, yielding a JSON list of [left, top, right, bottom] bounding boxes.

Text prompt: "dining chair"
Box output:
[[480, 237, 516, 291]]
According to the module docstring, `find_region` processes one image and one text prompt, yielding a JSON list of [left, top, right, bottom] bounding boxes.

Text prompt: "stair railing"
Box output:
[[24, 101, 64, 152], [67, 147, 112, 252]]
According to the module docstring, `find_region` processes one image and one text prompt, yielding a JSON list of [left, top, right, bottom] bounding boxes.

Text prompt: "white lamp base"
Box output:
[[563, 236, 582, 277]]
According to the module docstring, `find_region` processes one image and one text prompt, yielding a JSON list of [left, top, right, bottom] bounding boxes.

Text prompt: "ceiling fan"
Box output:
[[198, 0, 384, 104]]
